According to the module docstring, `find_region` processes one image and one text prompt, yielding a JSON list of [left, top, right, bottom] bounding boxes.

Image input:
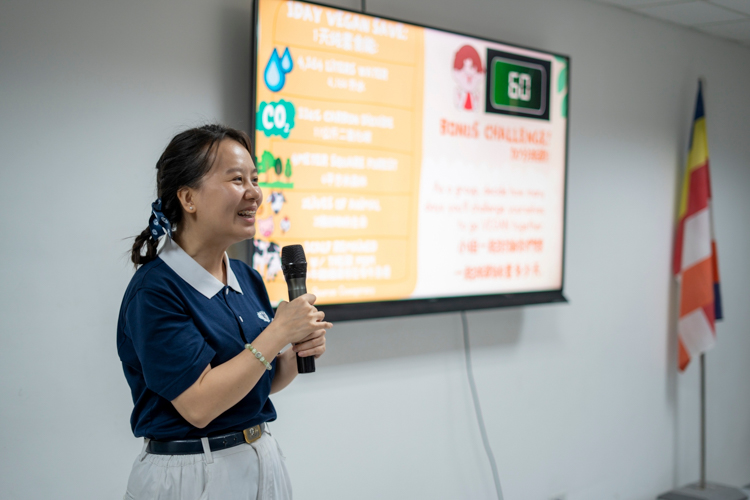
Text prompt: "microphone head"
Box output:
[[281, 244, 307, 280]]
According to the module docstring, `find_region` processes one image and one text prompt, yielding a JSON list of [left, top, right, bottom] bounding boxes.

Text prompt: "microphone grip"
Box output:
[[286, 277, 316, 374]]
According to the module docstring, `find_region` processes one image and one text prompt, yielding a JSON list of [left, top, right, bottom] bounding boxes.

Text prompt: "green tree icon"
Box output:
[[259, 150, 275, 183], [274, 158, 283, 182], [284, 159, 292, 180]]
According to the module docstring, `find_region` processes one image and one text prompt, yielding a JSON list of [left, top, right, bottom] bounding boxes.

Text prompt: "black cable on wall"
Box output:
[[461, 310, 504, 500]]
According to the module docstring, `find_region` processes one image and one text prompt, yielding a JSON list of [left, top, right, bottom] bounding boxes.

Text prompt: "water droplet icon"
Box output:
[[264, 49, 284, 92], [280, 48, 293, 73]]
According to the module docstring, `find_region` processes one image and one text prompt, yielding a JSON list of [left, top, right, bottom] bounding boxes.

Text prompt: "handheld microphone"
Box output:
[[280, 244, 315, 374]]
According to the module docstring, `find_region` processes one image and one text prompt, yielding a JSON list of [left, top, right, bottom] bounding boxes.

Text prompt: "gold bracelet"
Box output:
[[245, 343, 272, 371]]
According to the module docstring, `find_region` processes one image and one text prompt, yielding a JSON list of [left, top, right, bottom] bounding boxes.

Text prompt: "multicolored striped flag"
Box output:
[[672, 81, 723, 372]]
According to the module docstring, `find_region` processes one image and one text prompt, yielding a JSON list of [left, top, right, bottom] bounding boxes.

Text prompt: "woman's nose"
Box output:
[[245, 184, 262, 201]]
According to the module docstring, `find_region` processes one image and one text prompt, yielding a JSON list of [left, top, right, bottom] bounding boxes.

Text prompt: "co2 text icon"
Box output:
[[257, 100, 296, 138]]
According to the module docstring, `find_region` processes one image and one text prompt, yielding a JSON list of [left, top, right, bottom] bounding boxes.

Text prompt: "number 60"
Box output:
[[508, 71, 532, 102]]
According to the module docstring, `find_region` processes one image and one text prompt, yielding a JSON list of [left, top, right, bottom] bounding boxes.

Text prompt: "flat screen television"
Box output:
[[249, 0, 569, 321]]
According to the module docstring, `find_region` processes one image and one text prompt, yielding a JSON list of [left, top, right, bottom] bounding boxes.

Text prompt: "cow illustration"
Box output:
[[253, 239, 283, 281], [269, 191, 286, 214]]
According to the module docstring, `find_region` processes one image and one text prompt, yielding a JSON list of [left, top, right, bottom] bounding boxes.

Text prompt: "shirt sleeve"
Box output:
[[124, 288, 216, 401]]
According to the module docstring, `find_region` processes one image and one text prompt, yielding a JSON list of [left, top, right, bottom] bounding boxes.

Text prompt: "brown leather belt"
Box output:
[[147, 424, 263, 455]]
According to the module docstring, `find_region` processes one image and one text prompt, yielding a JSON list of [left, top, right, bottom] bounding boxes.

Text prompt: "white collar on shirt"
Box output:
[[158, 237, 243, 299]]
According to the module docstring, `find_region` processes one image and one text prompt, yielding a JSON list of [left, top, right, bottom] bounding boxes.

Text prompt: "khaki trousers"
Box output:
[[124, 427, 292, 500]]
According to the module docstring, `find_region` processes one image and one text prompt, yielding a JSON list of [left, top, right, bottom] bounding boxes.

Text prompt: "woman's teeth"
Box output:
[[238, 210, 255, 217]]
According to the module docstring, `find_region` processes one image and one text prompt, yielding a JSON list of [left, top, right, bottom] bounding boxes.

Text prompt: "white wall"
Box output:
[[1, 0, 748, 499]]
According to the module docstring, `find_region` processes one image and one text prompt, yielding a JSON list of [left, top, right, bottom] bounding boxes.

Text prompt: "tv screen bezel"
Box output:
[[250, 0, 570, 321]]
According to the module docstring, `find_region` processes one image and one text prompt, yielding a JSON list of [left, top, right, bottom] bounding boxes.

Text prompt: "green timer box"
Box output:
[[485, 49, 551, 121]]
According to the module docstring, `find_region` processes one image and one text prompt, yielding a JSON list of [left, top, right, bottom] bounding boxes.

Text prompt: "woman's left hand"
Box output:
[[271, 329, 327, 394], [292, 328, 326, 359]]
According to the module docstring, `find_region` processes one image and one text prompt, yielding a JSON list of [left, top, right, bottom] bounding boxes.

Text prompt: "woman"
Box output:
[[117, 124, 330, 500]]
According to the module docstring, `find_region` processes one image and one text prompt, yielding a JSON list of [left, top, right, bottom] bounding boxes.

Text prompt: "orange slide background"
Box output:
[[255, 0, 425, 304]]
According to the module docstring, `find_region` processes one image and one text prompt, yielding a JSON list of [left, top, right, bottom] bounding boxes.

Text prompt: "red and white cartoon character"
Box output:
[[452, 45, 484, 111], [280, 216, 291, 233]]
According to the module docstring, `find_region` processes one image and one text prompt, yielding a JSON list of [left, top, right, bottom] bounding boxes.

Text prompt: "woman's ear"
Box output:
[[176, 187, 196, 213]]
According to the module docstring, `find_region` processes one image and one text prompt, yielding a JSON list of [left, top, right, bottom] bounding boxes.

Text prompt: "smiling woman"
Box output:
[[119, 124, 331, 500], [171, 138, 263, 279]]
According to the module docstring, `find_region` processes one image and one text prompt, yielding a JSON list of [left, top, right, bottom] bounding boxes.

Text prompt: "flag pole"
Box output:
[[660, 350, 746, 500], [700, 353, 706, 490]]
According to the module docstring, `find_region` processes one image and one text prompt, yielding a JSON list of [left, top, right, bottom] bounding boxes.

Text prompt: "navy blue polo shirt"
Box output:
[[117, 237, 277, 440]]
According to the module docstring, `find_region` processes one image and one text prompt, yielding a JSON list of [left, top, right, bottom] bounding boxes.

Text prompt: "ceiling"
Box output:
[[588, 0, 750, 46]]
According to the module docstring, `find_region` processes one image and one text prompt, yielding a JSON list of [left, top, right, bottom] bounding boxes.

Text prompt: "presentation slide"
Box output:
[[253, 0, 569, 306]]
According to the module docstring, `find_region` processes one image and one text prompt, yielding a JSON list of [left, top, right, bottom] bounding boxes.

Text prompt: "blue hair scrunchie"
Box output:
[[149, 198, 173, 241]]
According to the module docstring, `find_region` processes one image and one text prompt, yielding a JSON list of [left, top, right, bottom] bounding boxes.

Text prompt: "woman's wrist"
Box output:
[[270, 348, 299, 394], [282, 347, 298, 366], [245, 343, 272, 370], [255, 321, 290, 358]]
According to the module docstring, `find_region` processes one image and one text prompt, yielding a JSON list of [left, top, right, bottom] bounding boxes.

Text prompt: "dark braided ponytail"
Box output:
[[130, 124, 253, 267]]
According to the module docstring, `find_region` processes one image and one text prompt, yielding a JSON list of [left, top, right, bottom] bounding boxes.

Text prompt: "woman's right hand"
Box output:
[[272, 293, 332, 346]]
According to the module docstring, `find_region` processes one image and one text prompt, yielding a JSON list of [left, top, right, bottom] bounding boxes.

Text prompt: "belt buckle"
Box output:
[[243, 425, 262, 444]]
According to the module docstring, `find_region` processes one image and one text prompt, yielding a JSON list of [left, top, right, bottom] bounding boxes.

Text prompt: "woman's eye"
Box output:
[[233, 176, 243, 182]]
